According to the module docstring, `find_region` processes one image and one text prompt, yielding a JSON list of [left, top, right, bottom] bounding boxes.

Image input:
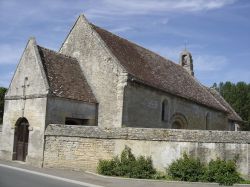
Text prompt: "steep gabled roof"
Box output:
[[91, 24, 227, 112], [207, 88, 242, 122], [37, 46, 96, 103]]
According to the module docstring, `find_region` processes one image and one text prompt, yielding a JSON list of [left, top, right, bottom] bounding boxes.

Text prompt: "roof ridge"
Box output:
[[37, 45, 78, 61]]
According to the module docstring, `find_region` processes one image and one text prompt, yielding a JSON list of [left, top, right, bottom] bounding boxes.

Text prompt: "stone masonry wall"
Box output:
[[60, 15, 127, 128], [46, 97, 97, 126], [44, 137, 115, 171], [44, 125, 250, 178], [0, 38, 48, 167], [123, 81, 228, 130], [1, 98, 47, 167]]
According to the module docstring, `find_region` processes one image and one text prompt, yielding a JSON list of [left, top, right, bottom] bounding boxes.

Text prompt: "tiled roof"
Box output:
[[207, 88, 242, 122], [91, 24, 227, 112], [38, 46, 96, 103]]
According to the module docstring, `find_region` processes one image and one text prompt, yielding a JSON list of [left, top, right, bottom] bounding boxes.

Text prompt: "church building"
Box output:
[[0, 15, 242, 166]]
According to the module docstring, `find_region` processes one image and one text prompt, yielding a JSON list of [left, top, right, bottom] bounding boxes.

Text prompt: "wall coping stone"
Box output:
[[45, 124, 250, 143]]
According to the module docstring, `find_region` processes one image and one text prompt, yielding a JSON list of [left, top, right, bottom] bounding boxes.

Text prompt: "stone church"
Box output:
[[0, 15, 243, 168]]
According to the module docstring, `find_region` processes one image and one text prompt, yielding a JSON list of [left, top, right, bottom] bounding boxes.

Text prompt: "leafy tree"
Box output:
[[0, 87, 7, 124], [212, 82, 250, 130]]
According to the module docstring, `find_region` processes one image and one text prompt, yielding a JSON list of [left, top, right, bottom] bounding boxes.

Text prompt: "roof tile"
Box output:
[[91, 24, 227, 112], [38, 46, 96, 103]]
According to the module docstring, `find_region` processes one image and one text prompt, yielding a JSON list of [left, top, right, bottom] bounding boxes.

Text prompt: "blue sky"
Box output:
[[0, 0, 249, 87]]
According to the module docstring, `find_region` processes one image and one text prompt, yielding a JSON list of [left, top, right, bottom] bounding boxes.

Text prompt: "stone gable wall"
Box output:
[[6, 39, 48, 98], [60, 16, 127, 128], [0, 39, 48, 167], [44, 124, 250, 178]]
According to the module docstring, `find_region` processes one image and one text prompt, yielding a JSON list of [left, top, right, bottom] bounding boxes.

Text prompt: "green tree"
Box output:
[[212, 82, 250, 130], [0, 87, 7, 124]]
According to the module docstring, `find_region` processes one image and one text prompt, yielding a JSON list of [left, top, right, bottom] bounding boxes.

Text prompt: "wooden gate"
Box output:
[[13, 118, 29, 161]]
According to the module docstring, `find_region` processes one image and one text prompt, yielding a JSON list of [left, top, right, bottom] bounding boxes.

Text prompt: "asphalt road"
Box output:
[[0, 161, 250, 187], [0, 164, 102, 187]]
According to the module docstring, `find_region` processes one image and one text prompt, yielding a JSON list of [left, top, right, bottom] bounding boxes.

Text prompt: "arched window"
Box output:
[[161, 100, 168, 121]]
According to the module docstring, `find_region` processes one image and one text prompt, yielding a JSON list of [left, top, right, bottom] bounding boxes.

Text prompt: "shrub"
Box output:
[[167, 152, 205, 182], [130, 156, 156, 178], [203, 158, 243, 186], [97, 146, 156, 179], [152, 171, 169, 180], [167, 153, 244, 185], [98, 149, 245, 185], [97, 156, 120, 176]]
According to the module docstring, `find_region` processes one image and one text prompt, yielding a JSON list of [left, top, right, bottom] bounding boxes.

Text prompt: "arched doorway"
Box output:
[[170, 113, 188, 129], [172, 121, 183, 129], [12, 118, 29, 161]]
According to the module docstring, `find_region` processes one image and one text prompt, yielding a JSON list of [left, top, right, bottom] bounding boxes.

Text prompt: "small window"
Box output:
[[65, 117, 90, 125], [161, 100, 168, 121]]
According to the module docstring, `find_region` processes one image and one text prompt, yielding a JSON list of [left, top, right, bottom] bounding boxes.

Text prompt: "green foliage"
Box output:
[[167, 153, 205, 182], [0, 87, 7, 124], [99, 149, 245, 185], [212, 81, 250, 130], [97, 146, 156, 179], [167, 153, 244, 185], [152, 171, 169, 180], [203, 158, 243, 186], [97, 156, 121, 176], [239, 180, 250, 184]]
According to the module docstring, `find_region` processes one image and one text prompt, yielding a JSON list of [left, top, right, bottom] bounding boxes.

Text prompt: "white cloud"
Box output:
[[148, 44, 229, 73], [194, 55, 228, 71], [86, 0, 237, 17], [110, 26, 134, 33], [0, 0, 244, 87], [149, 44, 205, 63]]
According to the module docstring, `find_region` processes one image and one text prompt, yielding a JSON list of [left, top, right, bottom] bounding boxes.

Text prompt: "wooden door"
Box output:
[[13, 119, 29, 161]]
